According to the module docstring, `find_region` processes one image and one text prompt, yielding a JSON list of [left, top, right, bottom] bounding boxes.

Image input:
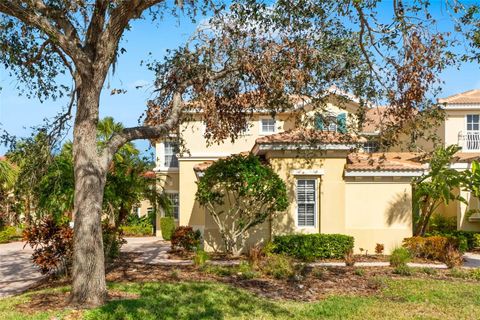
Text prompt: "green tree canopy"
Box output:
[[196, 154, 288, 255]]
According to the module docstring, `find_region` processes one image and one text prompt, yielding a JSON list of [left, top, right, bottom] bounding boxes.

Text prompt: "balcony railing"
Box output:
[[458, 131, 480, 152]]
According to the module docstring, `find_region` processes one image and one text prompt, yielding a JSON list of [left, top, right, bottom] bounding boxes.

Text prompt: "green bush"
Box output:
[[427, 230, 480, 251], [237, 261, 258, 280], [389, 247, 411, 267], [260, 254, 295, 279], [193, 249, 209, 267], [272, 234, 354, 261], [393, 265, 413, 276], [0, 226, 21, 243], [120, 225, 152, 237], [160, 217, 175, 240]]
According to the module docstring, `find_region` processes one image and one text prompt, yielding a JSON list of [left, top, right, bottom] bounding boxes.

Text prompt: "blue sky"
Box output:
[[0, 2, 479, 155]]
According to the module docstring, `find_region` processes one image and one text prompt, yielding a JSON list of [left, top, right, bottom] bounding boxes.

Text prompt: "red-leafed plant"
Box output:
[[171, 226, 202, 252], [23, 217, 73, 276]]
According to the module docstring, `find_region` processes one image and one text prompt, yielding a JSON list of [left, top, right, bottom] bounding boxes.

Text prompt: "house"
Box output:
[[152, 89, 480, 253]]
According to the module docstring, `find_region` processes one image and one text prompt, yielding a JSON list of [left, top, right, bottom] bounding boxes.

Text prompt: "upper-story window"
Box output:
[[363, 140, 380, 153], [467, 114, 480, 131], [260, 118, 276, 134], [314, 113, 347, 133], [164, 142, 179, 168]]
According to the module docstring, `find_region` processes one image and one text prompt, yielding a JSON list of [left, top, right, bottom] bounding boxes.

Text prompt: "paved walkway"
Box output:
[[0, 241, 43, 298], [122, 237, 191, 265]]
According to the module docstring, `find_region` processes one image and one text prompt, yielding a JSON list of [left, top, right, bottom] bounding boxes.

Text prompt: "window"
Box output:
[[147, 207, 154, 215], [314, 113, 347, 133], [296, 179, 316, 227], [260, 119, 276, 134], [163, 142, 179, 168], [467, 114, 480, 131], [363, 141, 379, 153], [167, 193, 179, 220]]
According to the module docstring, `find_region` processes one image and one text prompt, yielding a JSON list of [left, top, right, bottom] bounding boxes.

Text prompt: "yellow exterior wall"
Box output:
[[344, 178, 413, 253]]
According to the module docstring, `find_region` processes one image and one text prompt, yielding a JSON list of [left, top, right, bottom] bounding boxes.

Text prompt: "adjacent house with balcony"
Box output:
[[151, 89, 480, 254]]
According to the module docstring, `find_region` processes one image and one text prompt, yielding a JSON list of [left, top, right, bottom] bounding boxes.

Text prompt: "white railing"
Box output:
[[459, 131, 480, 152]]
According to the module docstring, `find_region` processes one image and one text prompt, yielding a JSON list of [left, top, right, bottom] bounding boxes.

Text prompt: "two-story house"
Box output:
[[151, 89, 480, 253]]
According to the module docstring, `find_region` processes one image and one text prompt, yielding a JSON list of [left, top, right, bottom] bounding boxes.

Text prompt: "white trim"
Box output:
[[165, 190, 180, 221], [259, 117, 277, 135], [291, 169, 325, 176], [450, 163, 471, 170], [256, 143, 356, 152], [344, 170, 425, 177], [442, 103, 480, 110], [153, 167, 179, 173], [295, 178, 318, 229]]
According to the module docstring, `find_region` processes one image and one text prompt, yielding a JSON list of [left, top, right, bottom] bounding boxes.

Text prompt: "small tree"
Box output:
[[196, 154, 288, 256], [462, 160, 480, 216], [412, 145, 465, 236]]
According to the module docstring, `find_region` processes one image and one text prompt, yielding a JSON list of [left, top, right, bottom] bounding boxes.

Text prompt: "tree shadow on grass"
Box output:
[[85, 281, 292, 320]]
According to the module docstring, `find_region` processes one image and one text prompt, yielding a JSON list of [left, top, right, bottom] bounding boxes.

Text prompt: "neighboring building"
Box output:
[[152, 89, 480, 253]]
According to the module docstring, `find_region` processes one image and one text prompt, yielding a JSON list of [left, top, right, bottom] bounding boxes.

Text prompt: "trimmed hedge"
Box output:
[[426, 230, 480, 252], [272, 234, 354, 261], [121, 225, 153, 237], [160, 217, 175, 240], [0, 226, 22, 243]]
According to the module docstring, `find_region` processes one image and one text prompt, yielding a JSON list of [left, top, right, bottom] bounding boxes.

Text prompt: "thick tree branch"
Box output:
[[0, 1, 88, 70], [102, 91, 183, 165]]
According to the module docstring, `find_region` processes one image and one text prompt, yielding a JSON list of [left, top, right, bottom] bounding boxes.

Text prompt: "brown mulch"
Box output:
[[14, 251, 467, 315]]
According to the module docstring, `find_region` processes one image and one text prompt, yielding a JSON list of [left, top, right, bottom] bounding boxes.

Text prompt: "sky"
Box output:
[[0, 1, 479, 156]]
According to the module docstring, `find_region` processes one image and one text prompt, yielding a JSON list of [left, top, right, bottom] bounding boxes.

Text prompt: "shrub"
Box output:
[[260, 254, 295, 279], [24, 218, 125, 276], [103, 224, 126, 263], [160, 217, 175, 240], [171, 226, 202, 251], [427, 230, 480, 251], [237, 261, 258, 280], [272, 234, 354, 261], [443, 245, 464, 268], [248, 245, 264, 268], [389, 247, 411, 267], [193, 249, 209, 267], [23, 217, 73, 275], [354, 268, 365, 276], [344, 249, 355, 266], [393, 265, 413, 276], [0, 226, 21, 243], [120, 225, 152, 237], [403, 236, 462, 261], [375, 243, 385, 255], [470, 268, 480, 281], [449, 268, 469, 279], [420, 267, 437, 275]]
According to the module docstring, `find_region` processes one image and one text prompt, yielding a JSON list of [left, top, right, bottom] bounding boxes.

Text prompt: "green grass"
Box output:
[[2, 278, 480, 319]]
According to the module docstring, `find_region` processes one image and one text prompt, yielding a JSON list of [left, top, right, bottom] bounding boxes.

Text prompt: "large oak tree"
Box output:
[[0, 0, 478, 307]]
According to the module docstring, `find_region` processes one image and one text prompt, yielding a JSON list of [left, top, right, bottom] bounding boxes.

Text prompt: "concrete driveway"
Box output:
[[0, 241, 43, 298]]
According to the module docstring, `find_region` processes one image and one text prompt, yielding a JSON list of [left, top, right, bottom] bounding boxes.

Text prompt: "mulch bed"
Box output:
[[14, 251, 472, 315]]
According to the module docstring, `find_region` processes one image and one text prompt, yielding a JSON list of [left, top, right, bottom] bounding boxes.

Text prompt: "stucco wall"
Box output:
[[344, 178, 413, 253]]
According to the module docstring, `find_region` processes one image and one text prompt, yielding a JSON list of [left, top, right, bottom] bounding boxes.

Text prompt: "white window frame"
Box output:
[[295, 179, 317, 228], [159, 141, 179, 171], [259, 118, 277, 135], [466, 114, 480, 132], [166, 191, 180, 220]]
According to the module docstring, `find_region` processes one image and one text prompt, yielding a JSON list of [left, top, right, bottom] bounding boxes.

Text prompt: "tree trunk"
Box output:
[[70, 84, 108, 307]]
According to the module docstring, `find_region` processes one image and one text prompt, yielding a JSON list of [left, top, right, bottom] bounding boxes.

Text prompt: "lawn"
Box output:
[[1, 277, 480, 320]]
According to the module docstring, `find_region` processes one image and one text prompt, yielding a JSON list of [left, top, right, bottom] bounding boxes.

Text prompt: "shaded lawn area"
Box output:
[[2, 278, 480, 320]]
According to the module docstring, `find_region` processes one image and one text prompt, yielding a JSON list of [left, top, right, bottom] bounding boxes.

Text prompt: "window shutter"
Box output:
[[337, 113, 347, 133], [314, 114, 324, 130]]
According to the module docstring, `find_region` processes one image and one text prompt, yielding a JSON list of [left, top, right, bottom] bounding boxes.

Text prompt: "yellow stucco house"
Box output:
[[151, 89, 480, 254]]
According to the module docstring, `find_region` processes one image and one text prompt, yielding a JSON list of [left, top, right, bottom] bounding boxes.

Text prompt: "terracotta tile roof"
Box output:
[[193, 151, 252, 172], [255, 129, 365, 145], [362, 107, 387, 133], [438, 89, 480, 104], [453, 152, 480, 163], [141, 171, 157, 179], [346, 152, 426, 171]]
